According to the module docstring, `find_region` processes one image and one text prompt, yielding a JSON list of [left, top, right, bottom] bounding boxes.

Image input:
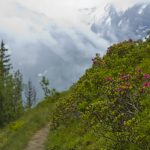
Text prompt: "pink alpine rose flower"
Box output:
[[143, 82, 150, 88], [144, 74, 150, 79]]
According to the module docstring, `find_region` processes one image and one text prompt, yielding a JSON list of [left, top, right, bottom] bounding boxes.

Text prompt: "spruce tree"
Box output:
[[25, 80, 36, 108], [0, 41, 11, 78], [12, 70, 24, 117], [0, 41, 12, 125], [0, 41, 24, 126]]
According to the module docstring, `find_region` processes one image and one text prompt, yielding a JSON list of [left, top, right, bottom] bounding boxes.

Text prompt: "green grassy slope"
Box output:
[[46, 39, 150, 150], [0, 94, 61, 150]]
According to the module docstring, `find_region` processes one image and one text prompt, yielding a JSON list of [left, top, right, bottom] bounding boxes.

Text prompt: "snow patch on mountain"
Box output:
[[138, 4, 147, 14], [80, 3, 150, 43]]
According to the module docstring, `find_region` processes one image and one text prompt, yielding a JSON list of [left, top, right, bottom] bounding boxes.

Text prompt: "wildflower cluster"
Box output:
[[83, 69, 150, 148]]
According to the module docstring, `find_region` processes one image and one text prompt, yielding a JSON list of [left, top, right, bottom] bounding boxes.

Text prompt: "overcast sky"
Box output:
[[0, 0, 150, 98], [1, 0, 149, 25]]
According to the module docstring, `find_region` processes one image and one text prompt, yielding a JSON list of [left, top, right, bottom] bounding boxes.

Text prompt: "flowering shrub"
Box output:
[[83, 69, 150, 148], [144, 74, 150, 79], [51, 39, 150, 149], [143, 82, 150, 87]]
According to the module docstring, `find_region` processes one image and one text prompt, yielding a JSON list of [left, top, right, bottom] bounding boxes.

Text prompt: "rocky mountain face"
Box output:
[[81, 3, 150, 42]]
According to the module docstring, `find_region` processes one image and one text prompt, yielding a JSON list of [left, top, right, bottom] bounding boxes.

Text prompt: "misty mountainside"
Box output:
[[0, 2, 108, 96], [1, 2, 150, 99], [81, 3, 150, 42]]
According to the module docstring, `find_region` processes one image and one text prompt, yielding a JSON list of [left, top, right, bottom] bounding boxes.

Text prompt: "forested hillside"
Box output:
[[47, 38, 150, 150], [0, 41, 38, 127]]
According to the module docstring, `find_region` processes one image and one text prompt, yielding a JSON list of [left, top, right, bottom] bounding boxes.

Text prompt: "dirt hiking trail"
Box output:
[[25, 125, 49, 150]]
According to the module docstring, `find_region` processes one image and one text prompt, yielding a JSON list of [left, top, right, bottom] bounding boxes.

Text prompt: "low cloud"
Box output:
[[0, 2, 109, 98], [0, 1, 149, 99]]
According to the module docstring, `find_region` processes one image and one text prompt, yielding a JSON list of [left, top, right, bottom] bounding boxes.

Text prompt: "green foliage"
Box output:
[[40, 76, 57, 98], [0, 95, 59, 150], [25, 80, 36, 108], [1, 39, 149, 150], [49, 39, 150, 149], [9, 120, 25, 131], [0, 41, 24, 126]]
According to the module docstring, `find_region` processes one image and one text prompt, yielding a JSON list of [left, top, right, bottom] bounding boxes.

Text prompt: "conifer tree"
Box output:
[[0, 41, 11, 78], [0, 41, 24, 126], [25, 80, 36, 108], [12, 70, 24, 117], [0, 41, 12, 125]]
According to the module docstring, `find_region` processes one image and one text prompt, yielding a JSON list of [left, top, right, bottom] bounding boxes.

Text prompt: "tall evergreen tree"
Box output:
[[25, 80, 36, 108], [0, 41, 12, 125], [0, 41, 11, 78], [12, 70, 24, 117], [0, 41, 24, 126]]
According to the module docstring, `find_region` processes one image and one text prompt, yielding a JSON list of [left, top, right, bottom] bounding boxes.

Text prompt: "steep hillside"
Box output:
[[0, 94, 62, 150], [0, 37, 149, 150], [46, 38, 150, 150]]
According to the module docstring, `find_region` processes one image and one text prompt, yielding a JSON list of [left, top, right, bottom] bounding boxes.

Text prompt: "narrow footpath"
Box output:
[[25, 125, 49, 150]]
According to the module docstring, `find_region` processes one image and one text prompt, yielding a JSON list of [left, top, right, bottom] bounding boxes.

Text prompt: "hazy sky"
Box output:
[[1, 0, 149, 25]]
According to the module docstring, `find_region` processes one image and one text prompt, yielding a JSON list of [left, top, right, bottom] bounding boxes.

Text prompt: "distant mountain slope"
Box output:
[[81, 3, 150, 42]]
